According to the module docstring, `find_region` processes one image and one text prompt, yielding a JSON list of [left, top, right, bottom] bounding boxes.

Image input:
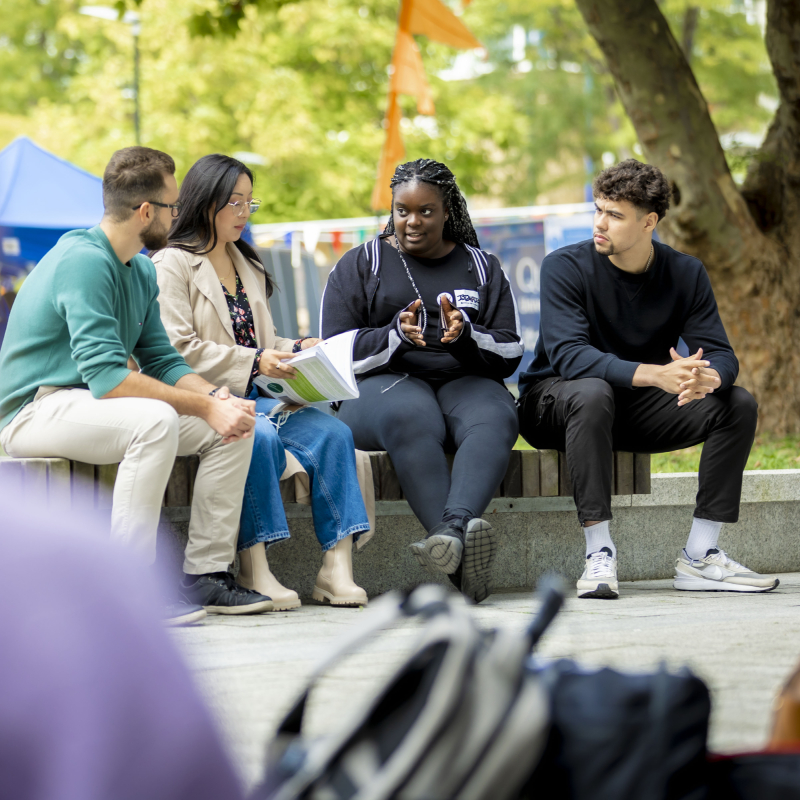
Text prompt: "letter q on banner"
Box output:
[[515, 256, 540, 295]]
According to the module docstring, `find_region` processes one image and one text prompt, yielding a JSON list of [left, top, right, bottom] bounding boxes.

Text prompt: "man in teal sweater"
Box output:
[[0, 146, 273, 621]]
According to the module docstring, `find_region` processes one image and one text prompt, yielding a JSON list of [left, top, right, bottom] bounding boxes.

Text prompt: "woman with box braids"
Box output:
[[384, 159, 481, 249], [321, 158, 525, 605]]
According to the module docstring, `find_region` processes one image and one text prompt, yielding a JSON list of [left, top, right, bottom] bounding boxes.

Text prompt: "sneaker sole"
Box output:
[[461, 520, 496, 605], [673, 576, 779, 593], [577, 582, 619, 599], [164, 608, 208, 626], [204, 599, 274, 615], [311, 587, 368, 607], [409, 534, 463, 576]]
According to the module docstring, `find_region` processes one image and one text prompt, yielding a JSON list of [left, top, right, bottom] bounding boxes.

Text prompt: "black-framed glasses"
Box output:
[[227, 199, 261, 217], [132, 200, 182, 218]]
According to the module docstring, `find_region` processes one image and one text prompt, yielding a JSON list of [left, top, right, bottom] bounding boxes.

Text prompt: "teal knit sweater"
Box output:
[[0, 226, 194, 431]]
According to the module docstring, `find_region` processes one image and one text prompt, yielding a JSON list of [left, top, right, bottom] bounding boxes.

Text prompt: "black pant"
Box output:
[[518, 378, 757, 524], [338, 374, 519, 532]]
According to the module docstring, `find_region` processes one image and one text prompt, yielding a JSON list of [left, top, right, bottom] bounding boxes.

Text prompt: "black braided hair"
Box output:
[[384, 158, 480, 249]]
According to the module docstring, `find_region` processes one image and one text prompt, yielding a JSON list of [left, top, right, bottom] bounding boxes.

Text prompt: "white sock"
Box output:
[[685, 518, 723, 560], [583, 521, 615, 558]]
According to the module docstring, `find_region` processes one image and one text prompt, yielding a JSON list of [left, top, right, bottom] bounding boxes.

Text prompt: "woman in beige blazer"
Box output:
[[152, 154, 370, 608]]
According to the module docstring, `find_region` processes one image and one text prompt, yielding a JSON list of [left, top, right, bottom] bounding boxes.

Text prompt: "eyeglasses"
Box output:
[[227, 199, 261, 217], [132, 200, 182, 218]]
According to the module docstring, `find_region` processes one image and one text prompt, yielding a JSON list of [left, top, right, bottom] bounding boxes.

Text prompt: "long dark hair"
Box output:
[[166, 154, 274, 297], [383, 158, 480, 249]]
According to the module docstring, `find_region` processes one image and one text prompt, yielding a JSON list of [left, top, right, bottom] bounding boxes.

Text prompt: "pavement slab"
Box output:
[[170, 572, 800, 792]]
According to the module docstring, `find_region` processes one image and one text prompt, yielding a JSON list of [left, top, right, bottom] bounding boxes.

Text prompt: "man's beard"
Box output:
[[593, 238, 615, 256], [140, 217, 169, 251]]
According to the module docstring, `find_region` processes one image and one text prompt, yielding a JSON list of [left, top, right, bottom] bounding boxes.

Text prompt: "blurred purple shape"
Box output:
[[0, 486, 244, 800]]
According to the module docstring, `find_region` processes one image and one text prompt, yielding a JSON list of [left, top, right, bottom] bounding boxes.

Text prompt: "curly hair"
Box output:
[[593, 159, 671, 221], [383, 158, 480, 248]]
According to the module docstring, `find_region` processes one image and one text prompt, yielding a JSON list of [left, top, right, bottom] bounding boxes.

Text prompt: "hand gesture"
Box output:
[[258, 349, 298, 379], [440, 295, 464, 344], [399, 299, 425, 347], [670, 347, 721, 406], [205, 386, 256, 443]]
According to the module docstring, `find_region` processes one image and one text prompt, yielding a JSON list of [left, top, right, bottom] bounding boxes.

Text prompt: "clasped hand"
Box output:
[[206, 385, 256, 443], [664, 347, 721, 406], [399, 298, 463, 347]]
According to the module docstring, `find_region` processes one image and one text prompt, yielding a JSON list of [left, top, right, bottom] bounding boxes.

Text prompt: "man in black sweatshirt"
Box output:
[[517, 159, 777, 599]]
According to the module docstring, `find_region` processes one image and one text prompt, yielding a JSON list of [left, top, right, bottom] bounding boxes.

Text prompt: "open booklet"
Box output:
[[253, 329, 359, 405]]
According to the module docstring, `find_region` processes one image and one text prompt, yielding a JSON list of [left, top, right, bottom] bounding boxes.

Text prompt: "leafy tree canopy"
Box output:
[[0, 0, 776, 222]]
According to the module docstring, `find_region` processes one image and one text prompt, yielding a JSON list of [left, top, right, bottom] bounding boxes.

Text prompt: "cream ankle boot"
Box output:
[[312, 535, 368, 607], [237, 542, 301, 610]]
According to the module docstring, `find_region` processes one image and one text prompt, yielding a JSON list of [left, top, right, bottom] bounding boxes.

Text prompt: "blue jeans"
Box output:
[[238, 394, 370, 552]]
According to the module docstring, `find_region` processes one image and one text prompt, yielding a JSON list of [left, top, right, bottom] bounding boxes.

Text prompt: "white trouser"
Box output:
[[0, 387, 254, 574]]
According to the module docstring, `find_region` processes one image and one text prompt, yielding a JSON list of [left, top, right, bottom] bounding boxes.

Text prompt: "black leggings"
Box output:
[[338, 374, 519, 532]]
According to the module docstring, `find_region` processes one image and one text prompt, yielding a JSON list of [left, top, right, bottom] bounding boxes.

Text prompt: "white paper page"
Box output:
[[292, 329, 358, 394], [253, 330, 359, 404]]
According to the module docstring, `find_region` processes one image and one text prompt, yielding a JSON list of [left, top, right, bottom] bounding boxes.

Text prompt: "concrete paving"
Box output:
[[170, 572, 800, 793]]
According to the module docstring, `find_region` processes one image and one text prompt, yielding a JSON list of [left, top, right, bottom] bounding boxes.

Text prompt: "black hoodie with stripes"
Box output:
[[320, 236, 524, 383]]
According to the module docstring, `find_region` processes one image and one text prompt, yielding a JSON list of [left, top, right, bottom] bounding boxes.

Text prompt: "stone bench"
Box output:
[[0, 451, 653, 598]]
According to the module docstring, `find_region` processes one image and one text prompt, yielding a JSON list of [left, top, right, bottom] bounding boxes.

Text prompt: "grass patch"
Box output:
[[514, 434, 800, 472]]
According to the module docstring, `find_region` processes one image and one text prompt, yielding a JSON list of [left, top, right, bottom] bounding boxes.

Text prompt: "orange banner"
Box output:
[[371, 93, 406, 212], [390, 30, 435, 115], [371, 0, 481, 211], [406, 0, 481, 50]]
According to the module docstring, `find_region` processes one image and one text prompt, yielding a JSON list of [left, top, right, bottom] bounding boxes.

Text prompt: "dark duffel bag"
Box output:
[[520, 660, 712, 800], [706, 752, 800, 799]]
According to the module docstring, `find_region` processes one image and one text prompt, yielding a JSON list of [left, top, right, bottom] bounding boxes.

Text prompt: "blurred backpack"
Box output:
[[256, 582, 561, 800], [254, 580, 715, 800]]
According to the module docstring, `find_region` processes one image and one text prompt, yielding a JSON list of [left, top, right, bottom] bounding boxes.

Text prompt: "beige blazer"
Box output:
[[152, 243, 375, 545], [151, 244, 295, 398]]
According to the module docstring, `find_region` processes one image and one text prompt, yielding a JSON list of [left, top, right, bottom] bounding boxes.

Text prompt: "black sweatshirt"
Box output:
[[374, 242, 479, 380], [518, 239, 738, 396], [321, 236, 524, 383]]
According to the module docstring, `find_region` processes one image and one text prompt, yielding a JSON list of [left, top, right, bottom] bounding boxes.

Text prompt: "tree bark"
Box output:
[[681, 6, 698, 63], [574, 0, 800, 432]]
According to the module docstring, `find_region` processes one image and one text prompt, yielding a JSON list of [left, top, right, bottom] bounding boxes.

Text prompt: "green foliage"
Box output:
[[515, 434, 800, 472], [650, 434, 800, 473], [187, 0, 296, 37], [0, 0, 86, 114], [0, 0, 779, 221]]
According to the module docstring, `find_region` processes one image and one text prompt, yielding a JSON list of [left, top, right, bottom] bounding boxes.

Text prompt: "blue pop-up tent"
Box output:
[[0, 137, 104, 276]]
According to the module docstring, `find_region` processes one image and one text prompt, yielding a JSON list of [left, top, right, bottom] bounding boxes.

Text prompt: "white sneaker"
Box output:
[[577, 548, 619, 599], [673, 548, 779, 593]]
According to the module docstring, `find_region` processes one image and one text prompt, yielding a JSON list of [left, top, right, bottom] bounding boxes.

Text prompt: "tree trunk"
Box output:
[[681, 7, 699, 63], [574, 0, 800, 433]]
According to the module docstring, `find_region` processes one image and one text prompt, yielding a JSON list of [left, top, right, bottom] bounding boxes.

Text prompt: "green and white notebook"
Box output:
[[253, 329, 359, 405]]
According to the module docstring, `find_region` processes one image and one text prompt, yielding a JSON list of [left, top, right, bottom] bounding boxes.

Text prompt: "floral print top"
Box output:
[[221, 273, 264, 395]]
